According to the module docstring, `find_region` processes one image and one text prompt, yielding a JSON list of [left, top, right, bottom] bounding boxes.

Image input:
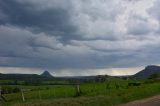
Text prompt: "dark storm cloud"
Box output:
[[0, 0, 78, 41], [0, 0, 160, 75]]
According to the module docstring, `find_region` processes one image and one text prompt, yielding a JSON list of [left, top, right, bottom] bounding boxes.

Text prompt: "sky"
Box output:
[[0, 0, 160, 76]]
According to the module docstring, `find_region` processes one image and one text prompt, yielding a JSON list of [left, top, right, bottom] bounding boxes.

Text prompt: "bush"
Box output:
[[128, 82, 141, 86], [148, 73, 160, 79], [2, 86, 20, 94]]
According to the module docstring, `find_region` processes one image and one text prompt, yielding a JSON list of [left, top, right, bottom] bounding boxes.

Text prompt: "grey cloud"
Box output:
[[126, 15, 155, 35], [70, 0, 125, 40], [0, 25, 62, 58], [149, 0, 160, 20], [0, 0, 160, 75], [0, 0, 78, 41]]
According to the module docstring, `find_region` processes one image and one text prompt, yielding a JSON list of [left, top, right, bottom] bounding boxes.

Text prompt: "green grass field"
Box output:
[[1, 78, 160, 106]]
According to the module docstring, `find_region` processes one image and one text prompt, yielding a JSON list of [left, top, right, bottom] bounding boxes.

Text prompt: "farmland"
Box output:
[[1, 77, 160, 106]]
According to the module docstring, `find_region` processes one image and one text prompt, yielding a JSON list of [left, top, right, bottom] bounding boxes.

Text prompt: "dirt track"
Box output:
[[119, 95, 160, 106]]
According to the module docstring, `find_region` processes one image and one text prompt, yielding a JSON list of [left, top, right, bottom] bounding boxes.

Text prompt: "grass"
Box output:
[[1, 78, 160, 106]]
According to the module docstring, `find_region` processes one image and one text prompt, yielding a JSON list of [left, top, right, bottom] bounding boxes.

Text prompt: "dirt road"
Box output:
[[119, 95, 160, 106]]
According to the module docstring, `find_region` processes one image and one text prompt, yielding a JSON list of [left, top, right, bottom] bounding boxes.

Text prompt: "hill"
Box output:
[[41, 71, 53, 78], [134, 65, 160, 79]]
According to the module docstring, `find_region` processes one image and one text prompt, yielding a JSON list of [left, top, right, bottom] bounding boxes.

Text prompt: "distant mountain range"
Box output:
[[0, 71, 108, 81], [1, 65, 160, 80], [134, 65, 160, 79]]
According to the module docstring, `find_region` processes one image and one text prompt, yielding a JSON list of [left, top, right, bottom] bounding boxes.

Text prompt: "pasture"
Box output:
[[1, 77, 160, 106]]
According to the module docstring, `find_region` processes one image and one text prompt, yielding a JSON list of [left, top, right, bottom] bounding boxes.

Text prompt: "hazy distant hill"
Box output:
[[41, 71, 53, 78], [134, 65, 160, 79], [0, 71, 55, 80]]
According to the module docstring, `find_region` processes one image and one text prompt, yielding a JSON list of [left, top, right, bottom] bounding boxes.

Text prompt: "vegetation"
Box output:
[[148, 73, 160, 79], [1, 77, 160, 106]]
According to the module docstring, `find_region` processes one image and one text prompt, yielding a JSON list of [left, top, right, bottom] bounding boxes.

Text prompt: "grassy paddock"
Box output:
[[1, 78, 160, 106]]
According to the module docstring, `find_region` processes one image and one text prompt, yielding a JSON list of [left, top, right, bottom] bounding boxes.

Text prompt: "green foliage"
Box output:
[[148, 73, 160, 79], [1, 86, 20, 94], [128, 82, 141, 86]]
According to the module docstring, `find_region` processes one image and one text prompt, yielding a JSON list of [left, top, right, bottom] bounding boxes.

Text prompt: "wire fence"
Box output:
[[0, 84, 81, 102], [0, 81, 131, 103]]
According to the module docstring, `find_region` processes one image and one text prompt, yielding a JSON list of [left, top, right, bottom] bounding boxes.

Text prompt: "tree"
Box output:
[[148, 73, 159, 79]]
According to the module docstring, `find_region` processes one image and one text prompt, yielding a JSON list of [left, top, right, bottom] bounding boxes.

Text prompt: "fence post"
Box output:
[[64, 86, 68, 97], [53, 88, 56, 98], [0, 86, 1, 101], [0, 86, 7, 102], [0, 86, 1, 97], [20, 89, 25, 102], [75, 84, 80, 96], [38, 90, 41, 100]]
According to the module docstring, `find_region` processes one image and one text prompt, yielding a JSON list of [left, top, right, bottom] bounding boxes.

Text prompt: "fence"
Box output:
[[0, 84, 81, 102], [0, 81, 130, 103]]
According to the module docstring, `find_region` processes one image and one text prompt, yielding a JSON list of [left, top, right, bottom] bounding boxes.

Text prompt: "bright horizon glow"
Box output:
[[0, 66, 143, 77]]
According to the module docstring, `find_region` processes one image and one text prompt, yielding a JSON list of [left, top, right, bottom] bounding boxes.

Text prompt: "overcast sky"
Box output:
[[0, 0, 160, 76]]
